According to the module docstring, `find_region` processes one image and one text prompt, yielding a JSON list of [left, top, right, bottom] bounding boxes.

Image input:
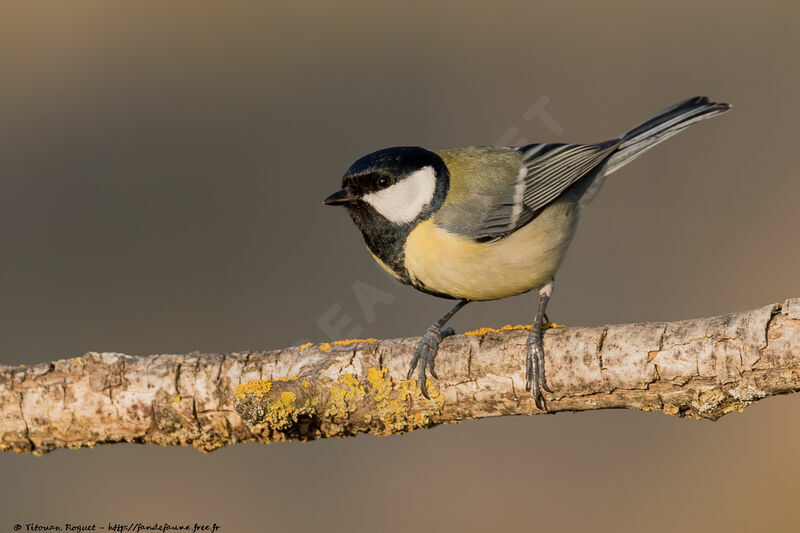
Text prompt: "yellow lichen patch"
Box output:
[[316, 338, 378, 352], [693, 389, 730, 415], [325, 374, 366, 418], [302, 380, 310, 388], [327, 387, 353, 417], [694, 389, 722, 408], [338, 373, 360, 387], [261, 389, 317, 431], [173, 395, 181, 403], [425, 382, 442, 400], [721, 401, 745, 415], [298, 342, 313, 351], [465, 322, 565, 336], [395, 376, 442, 406], [277, 392, 298, 415], [367, 367, 392, 398], [276, 376, 299, 382], [281, 391, 297, 404], [233, 379, 273, 399], [663, 404, 680, 416], [465, 324, 533, 336], [367, 368, 411, 431], [365, 367, 442, 432], [331, 338, 378, 346]]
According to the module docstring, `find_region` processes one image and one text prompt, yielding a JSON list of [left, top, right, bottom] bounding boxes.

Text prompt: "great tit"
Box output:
[[324, 96, 730, 408]]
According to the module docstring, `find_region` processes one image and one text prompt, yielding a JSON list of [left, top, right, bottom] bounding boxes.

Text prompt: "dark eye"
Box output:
[[377, 175, 394, 189]]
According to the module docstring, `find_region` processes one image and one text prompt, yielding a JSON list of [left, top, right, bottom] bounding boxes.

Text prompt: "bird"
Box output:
[[323, 96, 730, 409]]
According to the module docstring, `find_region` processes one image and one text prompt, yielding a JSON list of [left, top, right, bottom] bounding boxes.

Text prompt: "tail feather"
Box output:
[[604, 96, 730, 175]]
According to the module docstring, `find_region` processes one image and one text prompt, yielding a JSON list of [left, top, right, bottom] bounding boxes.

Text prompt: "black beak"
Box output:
[[323, 188, 356, 206]]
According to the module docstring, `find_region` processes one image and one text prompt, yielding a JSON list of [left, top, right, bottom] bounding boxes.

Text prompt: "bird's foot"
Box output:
[[407, 325, 455, 399], [525, 330, 553, 410]]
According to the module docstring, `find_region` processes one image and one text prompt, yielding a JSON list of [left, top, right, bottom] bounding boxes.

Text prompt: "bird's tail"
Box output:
[[604, 96, 730, 175]]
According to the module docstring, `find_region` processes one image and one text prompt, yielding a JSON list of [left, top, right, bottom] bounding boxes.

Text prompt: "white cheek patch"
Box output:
[[362, 166, 437, 224]]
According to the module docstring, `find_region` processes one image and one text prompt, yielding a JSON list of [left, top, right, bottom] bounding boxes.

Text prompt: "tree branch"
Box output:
[[2, 299, 800, 455]]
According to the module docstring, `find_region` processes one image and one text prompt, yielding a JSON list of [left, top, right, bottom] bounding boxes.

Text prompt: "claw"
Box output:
[[531, 377, 544, 410], [407, 349, 421, 380], [539, 355, 553, 394], [418, 341, 433, 398], [525, 282, 554, 409], [525, 347, 534, 392], [419, 376, 430, 399], [406, 299, 469, 401], [526, 331, 548, 410], [427, 351, 438, 380], [408, 326, 452, 400]]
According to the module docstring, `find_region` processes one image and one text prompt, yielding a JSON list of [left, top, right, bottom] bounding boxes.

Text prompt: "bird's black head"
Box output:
[[323, 146, 450, 283], [323, 146, 449, 227]]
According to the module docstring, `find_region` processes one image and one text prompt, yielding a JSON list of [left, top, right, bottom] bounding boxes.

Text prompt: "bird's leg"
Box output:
[[407, 299, 469, 399], [525, 281, 554, 410]]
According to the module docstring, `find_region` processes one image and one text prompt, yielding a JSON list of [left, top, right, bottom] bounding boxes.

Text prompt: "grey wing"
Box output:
[[472, 141, 620, 242]]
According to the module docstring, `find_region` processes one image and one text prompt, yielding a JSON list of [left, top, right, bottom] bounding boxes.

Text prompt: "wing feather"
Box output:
[[433, 142, 618, 242], [519, 143, 617, 211]]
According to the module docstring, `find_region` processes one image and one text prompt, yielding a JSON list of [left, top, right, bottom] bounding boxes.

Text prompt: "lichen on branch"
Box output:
[[1, 299, 800, 455]]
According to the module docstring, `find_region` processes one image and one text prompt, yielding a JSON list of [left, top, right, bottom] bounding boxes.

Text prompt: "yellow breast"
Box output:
[[403, 201, 579, 301]]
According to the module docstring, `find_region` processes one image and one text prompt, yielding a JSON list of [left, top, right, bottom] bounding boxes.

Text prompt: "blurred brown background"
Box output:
[[2, 1, 799, 531]]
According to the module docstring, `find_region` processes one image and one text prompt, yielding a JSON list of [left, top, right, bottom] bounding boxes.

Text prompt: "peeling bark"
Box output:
[[2, 299, 800, 455]]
